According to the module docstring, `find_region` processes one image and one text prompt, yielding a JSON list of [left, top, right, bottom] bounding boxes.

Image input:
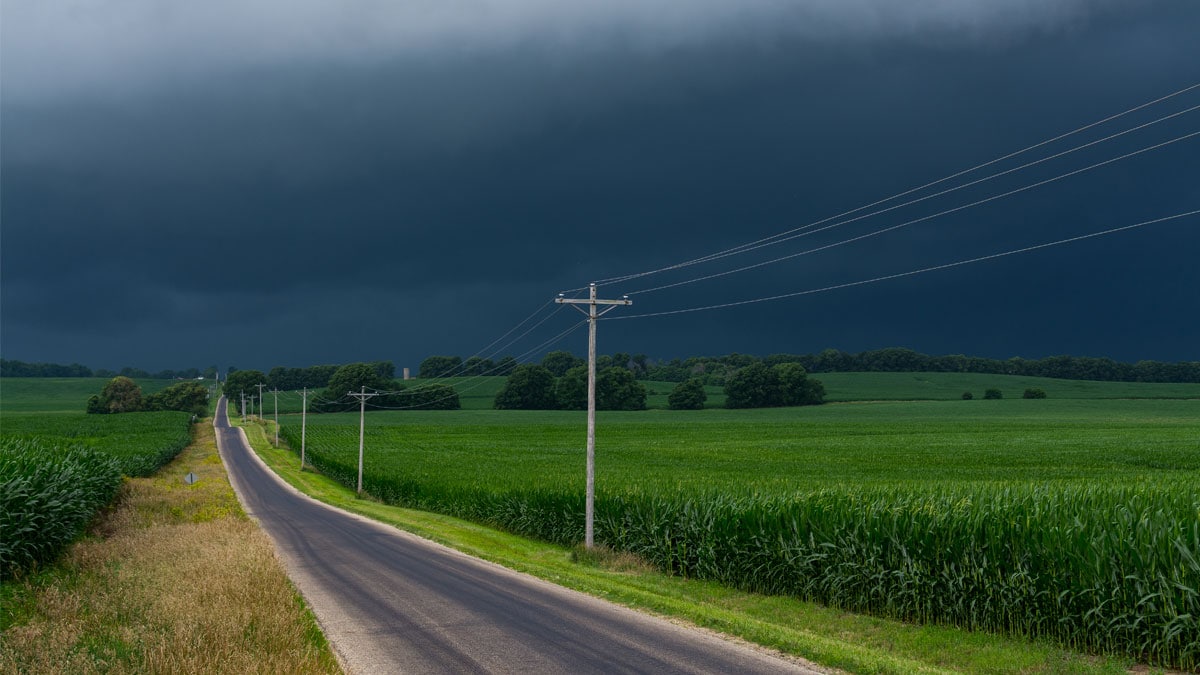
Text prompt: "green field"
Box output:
[[232, 371, 1200, 415], [0, 377, 182, 413], [279, 398, 1200, 668]]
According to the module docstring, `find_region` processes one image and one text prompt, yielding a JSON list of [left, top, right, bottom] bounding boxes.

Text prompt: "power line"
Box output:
[[621, 129, 1200, 297], [607, 210, 1199, 320], [584, 81, 1200, 290]]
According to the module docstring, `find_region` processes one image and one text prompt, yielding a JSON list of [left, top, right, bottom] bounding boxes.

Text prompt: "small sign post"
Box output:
[[184, 472, 199, 485]]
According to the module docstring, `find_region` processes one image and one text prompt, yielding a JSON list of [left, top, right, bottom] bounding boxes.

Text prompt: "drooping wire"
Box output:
[[606, 210, 1199, 320], [565, 81, 1200, 292], [621, 129, 1200, 297]]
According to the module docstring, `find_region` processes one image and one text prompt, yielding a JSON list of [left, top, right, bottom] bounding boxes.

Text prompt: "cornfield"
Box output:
[[0, 437, 123, 579], [281, 406, 1200, 669]]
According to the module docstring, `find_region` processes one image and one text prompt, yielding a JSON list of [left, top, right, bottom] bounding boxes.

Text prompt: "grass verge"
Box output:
[[240, 417, 1148, 675], [0, 420, 341, 674]]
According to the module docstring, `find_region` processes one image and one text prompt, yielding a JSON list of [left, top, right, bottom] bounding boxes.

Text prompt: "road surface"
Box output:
[[214, 396, 824, 674]]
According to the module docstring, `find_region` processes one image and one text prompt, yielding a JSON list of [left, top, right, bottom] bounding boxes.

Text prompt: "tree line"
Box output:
[[2, 359, 218, 380], [493, 360, 824, 411], [222, 362, 459, 412], [86, 377, 209, 416]]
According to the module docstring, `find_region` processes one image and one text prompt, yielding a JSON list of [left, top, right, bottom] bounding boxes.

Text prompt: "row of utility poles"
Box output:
[[233, 281, 629, 549]]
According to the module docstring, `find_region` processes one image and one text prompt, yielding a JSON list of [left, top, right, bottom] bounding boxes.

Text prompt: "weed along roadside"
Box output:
[[0, 420, 341, 674], [234, 413, 1155, 674]]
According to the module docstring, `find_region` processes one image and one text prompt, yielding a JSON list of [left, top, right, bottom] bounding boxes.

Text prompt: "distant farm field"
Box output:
[[255, 371, 1200, 414], [0, 377, 178, 414], [278, 398, 1200, 667]]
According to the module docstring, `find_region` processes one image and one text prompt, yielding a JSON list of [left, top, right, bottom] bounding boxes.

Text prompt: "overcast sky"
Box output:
[[2, 0, 1198, 372]]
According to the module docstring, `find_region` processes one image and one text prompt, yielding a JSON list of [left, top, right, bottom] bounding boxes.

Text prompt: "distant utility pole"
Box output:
[[555, 282, 632, 548], [272, 388, 279, 447], [299, 387, 309, 471], [240, 391, 247, 423], [347, 386, 381, 496], [256, 383, 268, 422]]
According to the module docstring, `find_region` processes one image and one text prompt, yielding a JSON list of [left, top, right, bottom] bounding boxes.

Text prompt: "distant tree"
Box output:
[[119, 366, 151, 379], [597, 367, 647, 410], [962, 391, 974, 400], [541, 351, 583, 377], [724, 363, 781, 409], [1022, 388, 1047, 399], [326, 363, 391, 396], [461, 356, 494, 376], [773, 363, 825, 406], [494, 364, 557, 410], [668, 379, 707, 410], [556, 366, 588, 410], [315, 363, 401, 413], [983, 388, 1003, 400], [419, 355, 462, 378], [555, 366, 646, 410], [492, 356, 518, 376], [87, 376, 144, 414], [397, 383, 460, 410], [223, 369, 268, 403], [145, 381, 209, 416]]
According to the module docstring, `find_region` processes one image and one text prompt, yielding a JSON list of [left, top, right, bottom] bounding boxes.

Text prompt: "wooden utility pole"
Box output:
[[347, 386, 380, 495], [556, 282, 631, 548], [256, 383, 268, 422]]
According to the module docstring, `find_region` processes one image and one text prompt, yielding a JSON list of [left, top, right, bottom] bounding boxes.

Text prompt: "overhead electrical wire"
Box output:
[[620, 128, 1200, 296], [606, 210, 1198, 320], [574, 81, 1200, 291]]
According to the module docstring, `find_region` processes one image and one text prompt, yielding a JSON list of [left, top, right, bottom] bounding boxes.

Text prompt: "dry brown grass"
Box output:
[[0, 422, 341, 674]]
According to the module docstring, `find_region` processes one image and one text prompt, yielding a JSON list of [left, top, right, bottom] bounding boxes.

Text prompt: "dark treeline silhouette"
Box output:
[[1, 359, 217, 380], [639, 348, 1200, 385]]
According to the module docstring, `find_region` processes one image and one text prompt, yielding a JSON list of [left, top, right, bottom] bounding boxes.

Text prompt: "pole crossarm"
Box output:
[[550, 282, 632, 549]]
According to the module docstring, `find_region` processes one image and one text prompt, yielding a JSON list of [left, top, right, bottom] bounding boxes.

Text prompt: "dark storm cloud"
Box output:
[[2, 0, 1198, 370]]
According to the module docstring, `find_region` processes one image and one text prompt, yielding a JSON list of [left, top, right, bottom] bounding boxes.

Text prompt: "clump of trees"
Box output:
[[724, 363, 824, 409], [1023, 388, 1048, 399], [419, 355, 517, 378], [312, 363, 459, 412], [494, 364, 647, 411], [668, 379, 707, 410], [2, 359, 218, 380], [87, 377, 208, 416], [983, 388, 1003, 400], [635, 349, 1200, 384], [224, 362, 460, 412]]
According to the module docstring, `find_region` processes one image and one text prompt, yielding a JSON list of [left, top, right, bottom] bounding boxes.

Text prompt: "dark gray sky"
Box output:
[[3, 0, 1198, 372]]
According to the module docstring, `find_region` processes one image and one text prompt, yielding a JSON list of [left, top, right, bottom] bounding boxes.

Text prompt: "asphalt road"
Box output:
[[213, 397, 824, 674]]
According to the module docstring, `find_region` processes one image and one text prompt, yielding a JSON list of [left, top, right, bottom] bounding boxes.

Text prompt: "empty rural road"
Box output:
[[213, 397, 823, 674]]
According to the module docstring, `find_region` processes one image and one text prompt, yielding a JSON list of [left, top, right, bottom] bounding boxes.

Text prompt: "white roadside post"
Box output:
[[556, 282, 631, 548]]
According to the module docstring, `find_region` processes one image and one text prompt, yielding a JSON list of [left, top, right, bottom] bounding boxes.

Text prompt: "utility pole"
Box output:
[[347, 386, 380, 496], [240, 391, 247, 423], [272, 388, 279, 446], [299, 387, 309, 470], [555, 282, 632, 548], [256, 383, 268, 422]]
